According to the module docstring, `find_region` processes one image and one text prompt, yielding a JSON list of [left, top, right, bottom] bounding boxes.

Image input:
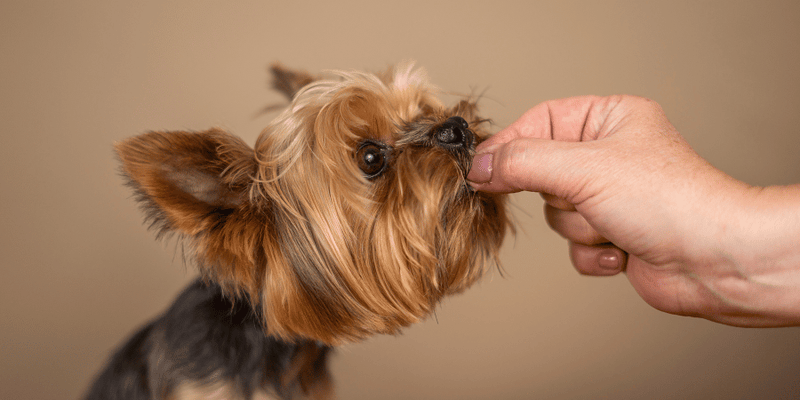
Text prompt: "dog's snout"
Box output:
[[434, 116, 473, 148]]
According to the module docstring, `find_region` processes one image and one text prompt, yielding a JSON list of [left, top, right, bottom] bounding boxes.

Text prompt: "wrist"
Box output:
[[696, 184, 800, 326]]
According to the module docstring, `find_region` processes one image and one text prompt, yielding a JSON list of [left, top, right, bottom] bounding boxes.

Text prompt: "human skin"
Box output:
[[467, 95, 800, 327]]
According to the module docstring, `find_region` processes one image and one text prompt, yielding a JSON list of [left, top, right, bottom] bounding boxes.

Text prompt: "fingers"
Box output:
[[544, 204, 607, 245], [468, 95, 653, 195], [569, 242, 627, 276], [475, 95, 605, 151], [545, 199, 627, 276], [475, 95, 633, 154], [540, 193, 575, 211], [470, 95, 667, 281]]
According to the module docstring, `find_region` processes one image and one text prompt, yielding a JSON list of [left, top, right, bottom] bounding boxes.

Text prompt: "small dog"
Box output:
[[85, 63, 509, 399]]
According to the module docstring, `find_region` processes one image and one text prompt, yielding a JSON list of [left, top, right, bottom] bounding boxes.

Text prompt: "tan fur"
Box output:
[[116, 62, 509, 346]]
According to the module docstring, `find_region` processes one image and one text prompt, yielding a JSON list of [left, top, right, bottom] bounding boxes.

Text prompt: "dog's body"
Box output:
[[84, 280, 331, 399], [85, 63, 508, 399]]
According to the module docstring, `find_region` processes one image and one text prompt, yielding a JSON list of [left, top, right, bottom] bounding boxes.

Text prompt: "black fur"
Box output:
[[83, 280, 332, 400]]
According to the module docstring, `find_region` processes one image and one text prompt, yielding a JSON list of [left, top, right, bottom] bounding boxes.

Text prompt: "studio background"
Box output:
[[2, 1, 799, 399]]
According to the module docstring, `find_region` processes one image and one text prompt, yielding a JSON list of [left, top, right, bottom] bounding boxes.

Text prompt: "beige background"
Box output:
[[2, 1, 799, 399]]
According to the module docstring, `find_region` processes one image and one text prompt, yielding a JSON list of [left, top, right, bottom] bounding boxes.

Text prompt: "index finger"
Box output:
[[477, 95, 616, 152]]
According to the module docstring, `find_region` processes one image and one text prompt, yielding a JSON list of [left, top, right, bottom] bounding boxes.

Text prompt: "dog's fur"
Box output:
[[85, 63, 508, 399]]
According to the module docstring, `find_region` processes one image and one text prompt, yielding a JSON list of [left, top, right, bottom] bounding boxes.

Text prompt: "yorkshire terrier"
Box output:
[[84, 63, 508, 399]]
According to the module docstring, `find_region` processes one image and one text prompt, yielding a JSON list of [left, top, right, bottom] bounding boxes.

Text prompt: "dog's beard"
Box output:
[[259, 153, 506, 344], [115, 63, 508, 345]]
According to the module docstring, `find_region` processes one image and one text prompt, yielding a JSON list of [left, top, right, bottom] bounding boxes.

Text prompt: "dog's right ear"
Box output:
[[270, 63, 315, 100], [115, 129, 267, 291]]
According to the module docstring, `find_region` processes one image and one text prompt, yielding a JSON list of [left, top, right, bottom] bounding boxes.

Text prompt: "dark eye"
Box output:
[[356, 141, 389, 178]]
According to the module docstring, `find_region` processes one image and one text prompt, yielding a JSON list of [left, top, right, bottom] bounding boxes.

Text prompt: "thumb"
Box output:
[[468, 137, 599, 199]]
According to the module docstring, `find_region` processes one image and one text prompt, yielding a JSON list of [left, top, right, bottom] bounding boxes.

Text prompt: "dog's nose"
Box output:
[[434, 116, 473, 148]]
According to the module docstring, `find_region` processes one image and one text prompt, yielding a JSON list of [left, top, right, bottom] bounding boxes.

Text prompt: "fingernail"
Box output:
[[467, 153, 493, 183], [597, 251, 621, 271]]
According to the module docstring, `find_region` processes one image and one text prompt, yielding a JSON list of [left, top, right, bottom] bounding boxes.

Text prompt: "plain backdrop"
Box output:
[[2, 1, 799, 399]]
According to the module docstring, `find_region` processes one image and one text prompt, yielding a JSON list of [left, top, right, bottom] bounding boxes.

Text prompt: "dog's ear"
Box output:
[[270, 63, 315, 100], [115, 129, 266, 291]]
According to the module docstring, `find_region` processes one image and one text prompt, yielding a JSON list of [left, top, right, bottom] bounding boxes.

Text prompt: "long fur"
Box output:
[[87, 62, 509, 399]]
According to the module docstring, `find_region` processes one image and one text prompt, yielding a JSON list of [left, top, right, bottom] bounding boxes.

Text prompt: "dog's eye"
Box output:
[[356, 142, 388, 178]]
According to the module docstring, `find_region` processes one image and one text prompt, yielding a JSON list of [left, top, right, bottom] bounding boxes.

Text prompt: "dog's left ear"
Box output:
[[115, 129, 266, 289], [270, 63, 315, 100]]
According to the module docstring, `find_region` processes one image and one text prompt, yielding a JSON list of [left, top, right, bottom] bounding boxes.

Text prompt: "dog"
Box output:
[[84, 63, 509, 399]]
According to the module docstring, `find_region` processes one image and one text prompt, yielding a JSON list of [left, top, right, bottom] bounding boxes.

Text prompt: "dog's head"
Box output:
[[116, 63, 508, 344]]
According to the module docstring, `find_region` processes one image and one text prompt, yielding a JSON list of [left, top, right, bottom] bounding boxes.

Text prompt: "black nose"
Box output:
[[434, 116, 473, 148]]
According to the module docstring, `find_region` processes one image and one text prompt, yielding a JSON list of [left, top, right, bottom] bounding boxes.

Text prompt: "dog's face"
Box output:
[[117, 63, 508, 344]]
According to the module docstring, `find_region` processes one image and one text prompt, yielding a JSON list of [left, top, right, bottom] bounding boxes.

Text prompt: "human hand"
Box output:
[[468, 95, 800, 326]]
